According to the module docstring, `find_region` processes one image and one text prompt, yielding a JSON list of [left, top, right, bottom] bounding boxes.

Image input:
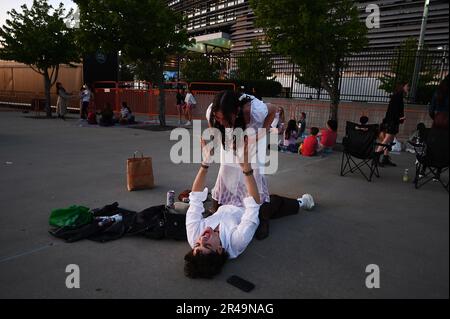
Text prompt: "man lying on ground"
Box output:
[[184, 138, 315, 279]]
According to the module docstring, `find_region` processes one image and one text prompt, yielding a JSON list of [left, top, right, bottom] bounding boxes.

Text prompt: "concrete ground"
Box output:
[[0, 108, 448, 299]]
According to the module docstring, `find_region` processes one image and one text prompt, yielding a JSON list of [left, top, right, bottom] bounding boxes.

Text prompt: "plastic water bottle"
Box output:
[[96, 214, 122, 227], [403, 169, 409, 182]]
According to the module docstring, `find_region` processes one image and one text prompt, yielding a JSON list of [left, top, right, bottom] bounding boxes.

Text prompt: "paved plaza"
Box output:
[[0, 109, 448, 298]]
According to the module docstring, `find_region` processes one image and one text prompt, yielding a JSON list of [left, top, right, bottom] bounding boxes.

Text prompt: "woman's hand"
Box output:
[[201, 138, 213, 165]]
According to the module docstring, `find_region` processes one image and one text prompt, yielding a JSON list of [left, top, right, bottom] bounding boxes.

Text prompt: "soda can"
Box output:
[[166, 190, 175, 208]]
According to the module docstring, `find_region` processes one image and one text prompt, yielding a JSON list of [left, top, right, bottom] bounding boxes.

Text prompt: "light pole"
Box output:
[[410, 0, 430, 103], [438, 45, 448, 80]]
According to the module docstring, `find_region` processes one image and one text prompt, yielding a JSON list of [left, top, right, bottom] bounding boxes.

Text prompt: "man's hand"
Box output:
[[238, 136, 252, 172]]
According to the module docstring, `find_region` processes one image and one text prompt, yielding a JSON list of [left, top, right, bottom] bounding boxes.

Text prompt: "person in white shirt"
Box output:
[[184, 89, 196, 126], [79, 84, 92, 119], [184, 138, 315, 279]]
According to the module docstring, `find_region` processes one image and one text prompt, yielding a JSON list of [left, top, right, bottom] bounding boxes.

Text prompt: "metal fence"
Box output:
[[178, 48, 449, 104]]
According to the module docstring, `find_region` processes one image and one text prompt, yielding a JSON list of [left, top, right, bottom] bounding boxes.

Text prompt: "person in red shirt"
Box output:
[[301, 127, 319, 156], [318, 120, 338, 154]]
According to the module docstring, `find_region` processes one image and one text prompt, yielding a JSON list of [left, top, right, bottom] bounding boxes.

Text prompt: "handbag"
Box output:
[[127, 151, 154, 191]]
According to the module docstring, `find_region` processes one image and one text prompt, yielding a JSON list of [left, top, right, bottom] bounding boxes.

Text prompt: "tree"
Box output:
[[378, 38, 438, 104], [75, 0, 192, 126], [181, 54, 225, 82], [250, 0, 368, 120], [0, 0, 79, 117], [234, 41, 274, 80]]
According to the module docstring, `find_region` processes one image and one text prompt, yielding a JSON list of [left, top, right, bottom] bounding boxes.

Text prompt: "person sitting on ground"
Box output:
[[87, 111, 97, 125], [297, 112, 307, 137], [119, 102, 135, 124], [317, 120, 338, 154], [99, 103, 115, 127], [300, 127, 319, 157], [184, 138, 314, 279], [280, 119, 299, 153]]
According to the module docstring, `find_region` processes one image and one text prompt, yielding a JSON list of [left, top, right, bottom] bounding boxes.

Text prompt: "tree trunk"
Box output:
[[43, 72, 52, 117], [157, 64, 166, 127], [329, 96, 339, 121], [329, 70, 341, 122]]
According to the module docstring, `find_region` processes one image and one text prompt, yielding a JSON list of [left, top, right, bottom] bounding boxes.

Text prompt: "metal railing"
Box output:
[[177, 48, 449, 104]]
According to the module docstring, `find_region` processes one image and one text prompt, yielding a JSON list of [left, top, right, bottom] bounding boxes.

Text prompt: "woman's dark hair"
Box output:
[[122, 102, 131, 112], [436, 75, 449, 107], [285, 119, 298, 140], [327, 119, 338, 132], [310, 127, 319, 136], [301, 112, 306, 119], [393, 81, 409, 96], [56, 82, 63, 93], [184, 250, 229, 279], [209, 90, 251, 148]]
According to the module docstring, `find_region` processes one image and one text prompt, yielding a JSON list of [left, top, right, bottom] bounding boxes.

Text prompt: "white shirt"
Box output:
[[186, 188, 260, 259], [121, 107, 130, 118], [185, 93, 197, 105], [81, 89, 91, 103]]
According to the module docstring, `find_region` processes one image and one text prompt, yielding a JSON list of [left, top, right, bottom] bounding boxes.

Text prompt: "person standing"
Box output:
[[79, 84, 92, 120], [376, 81, 409, 167], [56, 82, 71, 120], [176, 88, 186, 125], [429, 75, 449, 129], [184, 89, 197, 126], [206, 90, 277, 212]]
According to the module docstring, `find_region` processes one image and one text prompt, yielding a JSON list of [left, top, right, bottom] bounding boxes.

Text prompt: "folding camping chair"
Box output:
[[409, 127, 449, 192], [340, 121, 391, 182]]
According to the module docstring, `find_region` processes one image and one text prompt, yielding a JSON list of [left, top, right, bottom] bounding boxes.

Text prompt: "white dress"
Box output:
[[206, 96, 270, 207]]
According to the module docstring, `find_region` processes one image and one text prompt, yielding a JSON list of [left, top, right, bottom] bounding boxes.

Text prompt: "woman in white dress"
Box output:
[[206, 90, 277, 211]]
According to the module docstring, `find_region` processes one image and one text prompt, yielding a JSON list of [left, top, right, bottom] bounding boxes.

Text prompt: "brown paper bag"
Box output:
[[127, 152, 154, 191]]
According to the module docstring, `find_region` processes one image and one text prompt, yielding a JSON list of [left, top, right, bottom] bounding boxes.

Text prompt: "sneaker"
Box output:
[[184, 121, 192, 126], [299, 194, 315, 211], [381, 155, 396, 167]]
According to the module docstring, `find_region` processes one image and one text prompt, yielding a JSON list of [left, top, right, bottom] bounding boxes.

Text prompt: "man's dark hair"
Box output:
[[310, 127, 319, 136], [327, 119, 338, 132], [360, 116, 369, 125], [184, 250, 229, 279]]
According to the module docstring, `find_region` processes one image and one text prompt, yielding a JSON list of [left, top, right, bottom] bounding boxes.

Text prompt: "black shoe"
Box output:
[[381, 155, 396, 167], [255, 220, 269, 240]]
